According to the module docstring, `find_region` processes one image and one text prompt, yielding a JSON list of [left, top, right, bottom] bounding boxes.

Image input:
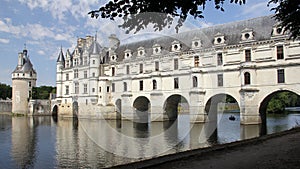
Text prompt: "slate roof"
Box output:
[[115, 15, 277, 61]]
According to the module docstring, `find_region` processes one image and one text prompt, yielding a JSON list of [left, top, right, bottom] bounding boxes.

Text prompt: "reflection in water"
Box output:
[[0, 113, 300, 168]]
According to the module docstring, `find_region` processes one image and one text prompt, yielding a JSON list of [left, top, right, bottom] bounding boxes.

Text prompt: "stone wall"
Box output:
[[0, 100, 12, 113], [28, 99, 51, 115]]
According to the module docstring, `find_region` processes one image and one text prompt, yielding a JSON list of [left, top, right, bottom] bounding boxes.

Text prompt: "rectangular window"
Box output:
[[217, 74, 223, 87], [92, 72, 95, 77], [123, 82, 127, 92], [245, 49, 251, 62], [112, 67, 115, 76], [107, 86, 110, 93], [174, 58, 178, 70], [277, 45, 284, 59], [139, 80, 143, 91], [174, 78, 179, 89], [194, 56, 199, 67], [84, 71, 87, 78], [277, 69, 285, 83], [84, 84, 87, 94], [74, 69, 78, 78], [217, 53, 223, 65], [93, 60, 96, 64], [126, 65, 130, 74], [155, 61, 159, 71], [65, 85, 69, 95], [66, 73, 69, 80], [28, 81, 31, 87], [139, 64, 143, 73], [92, 88, 95, 93], [112, 83, 115, 92], [75, 83, 79, 94]]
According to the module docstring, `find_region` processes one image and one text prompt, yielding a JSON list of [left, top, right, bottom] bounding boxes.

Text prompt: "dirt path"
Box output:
[[113, 128, 300, 169]]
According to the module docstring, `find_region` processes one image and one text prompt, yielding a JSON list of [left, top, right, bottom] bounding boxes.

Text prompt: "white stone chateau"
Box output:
[[54, 15, 300, 124]]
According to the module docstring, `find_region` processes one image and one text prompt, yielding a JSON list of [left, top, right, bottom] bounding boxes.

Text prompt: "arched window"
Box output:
[[153, 80, 157, 90], [123, 82, 127, 92], [192, 76, 198, 87], [244, 72, 251, 85]]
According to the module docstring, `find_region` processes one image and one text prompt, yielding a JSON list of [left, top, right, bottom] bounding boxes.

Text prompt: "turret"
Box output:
[[56, 47, 65, 99], [108, 34, 120, 50], [12, 47, 37, 114]]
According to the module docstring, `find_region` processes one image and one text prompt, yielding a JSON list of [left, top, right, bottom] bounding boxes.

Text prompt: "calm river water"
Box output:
[[0, 113, 300, 168]]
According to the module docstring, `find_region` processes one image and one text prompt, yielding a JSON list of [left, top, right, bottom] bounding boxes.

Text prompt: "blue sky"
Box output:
[[0, 0, 275, 86]]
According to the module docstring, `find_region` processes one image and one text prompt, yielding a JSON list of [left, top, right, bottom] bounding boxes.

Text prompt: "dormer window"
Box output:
[[110, 54, 118, 62], [241, 28, 254, 41], [171, 41, 181, 52], [192, 37, 201, 49], [214, 33, 225, 45], [272, 24, 285, 37], [124, 49, 132, 59], [137, 47, 145, 57], [153, 44, 161, 55]]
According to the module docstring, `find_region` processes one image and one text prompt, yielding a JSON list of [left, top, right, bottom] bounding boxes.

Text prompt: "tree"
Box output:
[[89, 0, 245, 33], [267, 92, 300, 114], [0, 83, 12, 100], [268, 0, 300, 39], [32, 86, 56, 100], [89, 0, 299, 39]]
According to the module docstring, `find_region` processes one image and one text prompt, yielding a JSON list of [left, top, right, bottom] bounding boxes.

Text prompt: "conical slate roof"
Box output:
[[57, 47, 65, 63]]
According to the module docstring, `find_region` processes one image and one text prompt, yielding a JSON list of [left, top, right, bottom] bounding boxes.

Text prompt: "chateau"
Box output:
[[54, 15, 300, 124]]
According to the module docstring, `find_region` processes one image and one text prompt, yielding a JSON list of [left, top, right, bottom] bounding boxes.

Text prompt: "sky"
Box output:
[[0, 0, 275, 86]]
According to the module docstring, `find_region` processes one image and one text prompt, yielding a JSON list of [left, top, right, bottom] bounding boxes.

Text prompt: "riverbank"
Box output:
[[112, 127, 300, 169]]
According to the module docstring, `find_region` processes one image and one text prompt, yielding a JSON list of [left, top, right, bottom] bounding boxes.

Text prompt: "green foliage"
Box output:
[[0, 83, 12, 100], [32, 86, 56, 100], [267, 92, 300, 114], [268, 0, 300, 39], [89, 0, 245, 33]]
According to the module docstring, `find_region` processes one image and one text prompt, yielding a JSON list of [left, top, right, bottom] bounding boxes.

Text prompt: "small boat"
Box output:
[[229, 115, 236, 121]]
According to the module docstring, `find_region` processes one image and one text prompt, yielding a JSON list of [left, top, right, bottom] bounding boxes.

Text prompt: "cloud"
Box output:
[[18, 0, 107, 21], [37, 50, 45, 55], [0, 38, 10, 43], [240, 1, 273, 18]]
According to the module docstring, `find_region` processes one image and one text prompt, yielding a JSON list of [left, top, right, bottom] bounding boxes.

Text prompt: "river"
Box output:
[[0, 113, 300, 168]]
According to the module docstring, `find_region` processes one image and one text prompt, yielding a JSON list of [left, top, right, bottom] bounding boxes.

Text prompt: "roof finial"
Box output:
[[24, 43, 27, 50], [95, 31, 97, 41]]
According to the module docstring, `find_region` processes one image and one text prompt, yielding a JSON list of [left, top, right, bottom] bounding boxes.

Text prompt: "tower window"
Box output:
[[126, 65, 130, 74], [75, 83, 79, 94], [83, 84, 87, 93], [107, 86, 110, 93], [65, 85, 69, 95], [28, 81, 32, 87], [153, 80, 157, 90], [92, 88, 95, 93], [277, 69, 285, 83], [139, 64, 143, 73], [155, 61, 159, 71], [217, 74, 223, 87], [193, 76, 198, 87], [245, 49, 251, 62], [217, 53, 223, 66], [74, 69, 78, 78], [66, 73, 69, 80], [123, 82, 127, 92], [139, 80, 143, 91], [174, 78, 179, 89], [194, 56, 199, 67], [244, 72, 251, 85], [112, 83, 115, 92], [112, 67, 115, 76], [174, 58, 178, 70], [277, 45, 284, 59], [84, 71, 87, 78]]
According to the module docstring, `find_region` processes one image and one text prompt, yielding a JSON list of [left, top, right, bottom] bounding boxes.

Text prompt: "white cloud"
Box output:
[[0, 38, 10, 43], [37, 50, 45, 55], [240, 1, 273, 18]]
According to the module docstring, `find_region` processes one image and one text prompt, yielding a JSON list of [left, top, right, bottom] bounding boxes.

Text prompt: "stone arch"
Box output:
[[52, 105, 58, 116], [163, 94, 189, 121], [204, 93, 240, 121], [133, 96, 151, 123], [259, 89, 300, 130], [115, 99, 122, 120]]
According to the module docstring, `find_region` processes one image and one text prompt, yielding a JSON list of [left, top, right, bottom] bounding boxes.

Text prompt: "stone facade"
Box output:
[[55, 15, 300, 124]]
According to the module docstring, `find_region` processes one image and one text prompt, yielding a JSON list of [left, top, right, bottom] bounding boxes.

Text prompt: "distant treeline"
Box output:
[[0, 83, 12, 100], [0, 83, 56, 100], [267, 92, 300, 114], [32, 86, 56, 99]]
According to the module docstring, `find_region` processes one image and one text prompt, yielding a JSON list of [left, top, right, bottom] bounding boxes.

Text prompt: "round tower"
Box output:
[[12, 47, 37, 115]]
